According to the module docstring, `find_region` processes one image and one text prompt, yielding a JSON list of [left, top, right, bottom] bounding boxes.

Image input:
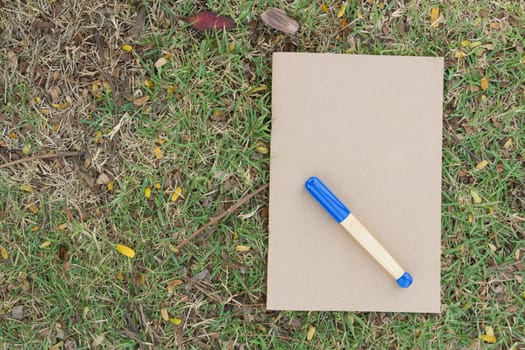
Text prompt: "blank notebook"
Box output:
[[267, 53, 443, 313]]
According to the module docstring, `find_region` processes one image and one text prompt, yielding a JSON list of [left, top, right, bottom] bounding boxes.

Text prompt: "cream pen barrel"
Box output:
[[305, 176, 413, 288]]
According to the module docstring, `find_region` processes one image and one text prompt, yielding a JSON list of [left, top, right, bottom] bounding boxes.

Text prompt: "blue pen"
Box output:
[[305, 176, 413, 288]]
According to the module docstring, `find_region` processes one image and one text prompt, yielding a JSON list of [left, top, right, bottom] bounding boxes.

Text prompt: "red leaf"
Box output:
[[185, 11, 236, 32]]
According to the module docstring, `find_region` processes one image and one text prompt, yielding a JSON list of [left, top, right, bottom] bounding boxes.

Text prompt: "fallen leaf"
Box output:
[[116, 244, 136, 258], [480, 76, 489, 90], [306, 325, 316, 341], [93, 334, 105, 347], [144, 187, 151, 199], [171, 187, 183, 202], [461, 40, 470, 47], [475, 160, 488, 170], [169, 317, 182, 325], [261, 8, 299, 35], [255, 142, 269, 154], [168, 243, 180, 254], [235, 245, 250, 252], [247, 85, 268, 94], [107, 180, 115, 191], [11, 305, 25, 320], [27, 203, 39, 214], [167, 279, 183, 293], [83, 306, 90, 317], [96, 173, 111, 185], [57, 223, 68, 231], [20, 184, 33, 192], [50, 342, 63, 350], [167, 85, 178, 94], [133, 273, 145, 286], [133, 95, 150, 107], [320, 4, 329, 13], [470, 189, 482, 204], [154, 147, 163, 160], [503, 137, 512, 149], [144, 79, 154, 88], [191, 269, 210, 282], [185, 11, 236, 32], [39, 240, 52, 249], [154, 57, 168, 69], [161, 308, 169, 321], [154, 182, 161, 189], [129, 6, 147, 37], [455, 49, 466, 58], [480, 326, 496, 343], [429, 6, 441, 27], [0, 246, 8, 260], [22, 144, 31, 155], [469, 41, 482, 48], [337, 3, 347, 18], [122, 44, 133, 52]]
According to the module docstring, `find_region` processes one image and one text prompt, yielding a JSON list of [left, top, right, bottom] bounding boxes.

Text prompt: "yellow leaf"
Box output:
[[169, 317, 182, 325], [168, 243, 180, 254], [163, 52, 173, 60], [247, 85, 268, 94], [27, 203, 39, 214], [337, 3, 347, 18], [468, 213, 473, 222], [107, 180, 115, 191], [154, 182, 161, 190], [154, 147, 163, 160], [503, 137, 512, 149], [455, 50, 466, 58], [50, 341, 64, 350], [480, 326, 496, 343], [235, 245, 251, 252], [83, 306, 90, 317], [167, 85, 178, 94], [144, 79, 154, 88], [32, 225, 40, 232], [522, 291, 525, 300], [9, 132, 17, 139], [461, 40, 470, 47], [39, 240, 51, 249], [161, 308, 169, 321], [475, 160, 488, 170], [469, 41, 482, 48], [144, 187, 151, 199], [320, 4, 329, 13], [0, 246, 8, 260], [470, 189, 482, 204], [357, 9, 364, 19], [228, 43, 236, 52], [255, 141, 269, 154], [171, 187, 183, 202], [114, 272, 124, 280], [57, 223, 68, 231], [22, 144, 31, 155], [232, 231, 238, 240], [306, 326, 316, 341], [480, 76, 489, 90], [116, 244, 136, 258], [429, 6, 440, 27], [122, 44, 133, 52], [20, 184, 33, 193]]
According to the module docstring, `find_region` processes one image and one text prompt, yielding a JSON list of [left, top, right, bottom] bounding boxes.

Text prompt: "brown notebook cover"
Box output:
[[268, 53, 443, 312]]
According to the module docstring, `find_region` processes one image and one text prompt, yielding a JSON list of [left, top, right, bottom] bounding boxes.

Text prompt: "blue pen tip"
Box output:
[[396, 272, 413, 288]]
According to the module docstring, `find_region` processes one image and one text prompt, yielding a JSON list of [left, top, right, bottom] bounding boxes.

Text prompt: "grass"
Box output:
[[1, 0, 524, 349]]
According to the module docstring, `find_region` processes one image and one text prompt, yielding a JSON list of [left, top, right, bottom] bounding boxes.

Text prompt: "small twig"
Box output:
[[0, 151, 85, 169], [177, 183, 269, 249]]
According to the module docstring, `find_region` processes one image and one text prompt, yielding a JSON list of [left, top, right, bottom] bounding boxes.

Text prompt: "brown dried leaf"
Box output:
[[133, 95, 150, 107], [261, 8, 299, 35], [129, 6, 147, 38], [184, 11, 236, 32]]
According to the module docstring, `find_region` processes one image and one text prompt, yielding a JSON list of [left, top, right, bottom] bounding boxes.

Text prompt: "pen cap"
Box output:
[[305, 176, 351, 223]]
